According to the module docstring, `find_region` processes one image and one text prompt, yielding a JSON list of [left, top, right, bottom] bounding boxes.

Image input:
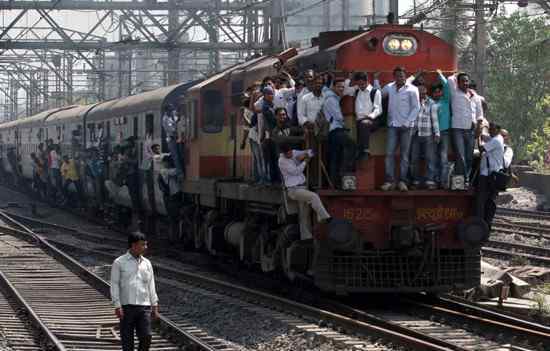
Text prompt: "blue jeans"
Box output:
[[436, 130, 451, 185], [249, 139, 266, 183], [385, 127, 413, 183], [168, 137, 183, 176], [452, 128, 474, 182], [410, 134, 436, 183]]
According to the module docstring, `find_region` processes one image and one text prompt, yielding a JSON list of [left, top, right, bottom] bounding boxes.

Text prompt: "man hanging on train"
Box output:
[[278, 143, 331, 240], [344, 72, 383, 161], [377, 66, 420, 192], [161, 104, 184, 177]]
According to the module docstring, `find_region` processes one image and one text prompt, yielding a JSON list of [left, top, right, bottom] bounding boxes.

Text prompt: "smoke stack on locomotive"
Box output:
[[0, 24, 483, 295]]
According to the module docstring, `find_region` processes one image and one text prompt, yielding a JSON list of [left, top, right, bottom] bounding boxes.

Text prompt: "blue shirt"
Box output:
[[322, 88, 346, 132], [435, 72, 451, 131]]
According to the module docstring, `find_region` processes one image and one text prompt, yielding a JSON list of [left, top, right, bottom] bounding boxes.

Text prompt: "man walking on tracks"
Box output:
[[111, 232, 159, 351]]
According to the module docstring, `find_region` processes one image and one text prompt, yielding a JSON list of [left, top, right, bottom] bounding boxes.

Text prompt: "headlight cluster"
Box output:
[[383, 35, 417, 56]]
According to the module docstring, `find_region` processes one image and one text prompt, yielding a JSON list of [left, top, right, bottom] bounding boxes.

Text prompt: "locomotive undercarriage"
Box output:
[[182, 194, 480, 294]]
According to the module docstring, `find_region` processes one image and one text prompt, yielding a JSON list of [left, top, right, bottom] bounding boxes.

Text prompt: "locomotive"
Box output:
[[0, 24, 485, 294]]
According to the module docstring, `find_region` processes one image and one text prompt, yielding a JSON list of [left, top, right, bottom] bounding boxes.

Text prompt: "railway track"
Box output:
[[0, 285, 43, 351], [496, 208, 550, 222], [1, 188, 549, 350], [483, 239, 550, 266], [0, 212, 231, 351], [7, 210, 550, 351]]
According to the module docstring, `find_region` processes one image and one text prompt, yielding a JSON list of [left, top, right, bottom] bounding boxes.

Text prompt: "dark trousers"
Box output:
[[328, 128, 356, 187], [262, 139, 280, 183], [356, 119, 378, 153], [120, 305, 152, 351], [475, 175, 498, 229]]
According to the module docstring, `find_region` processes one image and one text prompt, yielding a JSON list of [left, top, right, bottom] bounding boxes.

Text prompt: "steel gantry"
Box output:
[[0, 0, 284, 121]]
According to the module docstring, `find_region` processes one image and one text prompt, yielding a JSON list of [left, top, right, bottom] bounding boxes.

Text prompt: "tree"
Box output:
[[485, 13, 549, 160]]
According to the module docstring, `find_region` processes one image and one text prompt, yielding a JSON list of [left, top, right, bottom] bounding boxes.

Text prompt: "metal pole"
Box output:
[[474, 0, 487, 95]]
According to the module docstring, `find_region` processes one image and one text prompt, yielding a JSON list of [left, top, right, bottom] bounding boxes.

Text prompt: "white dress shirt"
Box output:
[[381, 82, 420, 128], [344, 80, 382, 120], [279, 150, 312, 188], [503, 145, 514, 168], [110, 252, 159, 308], [274, 79, 296, 109], [480, 134, 504, 176], [298, 91, 325, 126], [448, 75, 484, 129], [242, 107, 259, 143], [296, 87, 311, 124]]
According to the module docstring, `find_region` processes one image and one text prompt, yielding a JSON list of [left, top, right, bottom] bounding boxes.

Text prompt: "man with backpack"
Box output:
[[344, 72, 383, 161]]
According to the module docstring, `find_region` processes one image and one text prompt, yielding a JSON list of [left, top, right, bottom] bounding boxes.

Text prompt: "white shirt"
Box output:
[[344, 80, 382, 120], [242, 108, 258, 143], [160, 168, 181, 196], [504, 144, 514, 168], [274, 81, 296, 109], [381, 82, 420, 128], [279, 149, 312, 188], [448, 75, 484, 129], [296, 87, 311, 124], [480, 134, 505, 176], [298, 91, 325, 126], [162, 112, 179, 140], [110, 252, 159, 308], [254, 98, 265, 141], [141, 135, 154, 170], [49, 150, 60, 169]]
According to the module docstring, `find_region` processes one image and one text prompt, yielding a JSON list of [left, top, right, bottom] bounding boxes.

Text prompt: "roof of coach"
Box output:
[[0, 106, 78, 130], [87, 81, 196, 121], [46, 105, 92, 124]]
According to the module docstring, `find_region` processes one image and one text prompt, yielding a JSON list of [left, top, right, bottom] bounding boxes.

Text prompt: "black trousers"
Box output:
[[356, 119, 378, 152], [328, 128, 356, 187], [120, 305, 152, 351], [475, 175, 498, 229]]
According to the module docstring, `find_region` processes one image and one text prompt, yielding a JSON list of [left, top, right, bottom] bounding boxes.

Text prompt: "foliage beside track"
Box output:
[[485, 13, 550, 162]]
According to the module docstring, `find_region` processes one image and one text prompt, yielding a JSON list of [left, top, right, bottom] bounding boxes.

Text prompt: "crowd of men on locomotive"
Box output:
[[0, 24, 514, 294]]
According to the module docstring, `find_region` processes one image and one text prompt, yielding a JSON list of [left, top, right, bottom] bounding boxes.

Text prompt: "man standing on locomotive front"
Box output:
[[111, 232, 159, 351], [344, 72, 383, 161], [378, 66, 420, 192], [448, 72, 484, 187]]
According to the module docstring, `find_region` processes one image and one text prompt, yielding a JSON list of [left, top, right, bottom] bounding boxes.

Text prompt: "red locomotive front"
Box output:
[[183, 24, 483, 295]]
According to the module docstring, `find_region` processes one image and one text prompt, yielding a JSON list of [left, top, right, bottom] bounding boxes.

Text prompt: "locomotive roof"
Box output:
[[189, 56, 266, 91]]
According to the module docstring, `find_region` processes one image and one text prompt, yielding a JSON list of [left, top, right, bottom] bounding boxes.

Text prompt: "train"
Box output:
[[0, 24, 486, 294]]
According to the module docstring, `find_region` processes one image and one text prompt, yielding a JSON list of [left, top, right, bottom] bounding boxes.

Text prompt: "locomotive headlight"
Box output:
[[387, 38, 401, 51], [383, 35, 418, 56], [400, 39, 414, 51]]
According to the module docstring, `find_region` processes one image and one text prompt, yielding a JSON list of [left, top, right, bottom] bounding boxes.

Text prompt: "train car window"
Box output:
[[133, 116, 138, 138], [202, 90, 224, 134], [231, 80, 244, 107], [88, 123, 96, 143]]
